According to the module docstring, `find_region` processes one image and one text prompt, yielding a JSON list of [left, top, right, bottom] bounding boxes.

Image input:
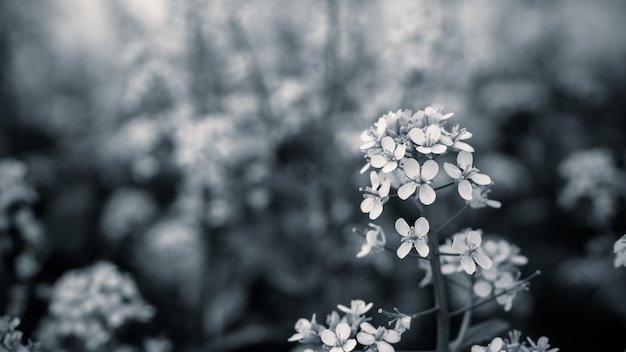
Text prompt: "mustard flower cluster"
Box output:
[[36, 262, 155, 351], [472, 330, 559, 352], [288, 300, 406, 352], [359, 104, 498, 222]]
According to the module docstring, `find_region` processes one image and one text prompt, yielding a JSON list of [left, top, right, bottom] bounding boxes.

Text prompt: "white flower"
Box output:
[[395, 217, 430, 258], [370, 137, 406, 173], [482, 239, 528, 267], [356, 224, 386, 258], [288, 314, 320, 343], [614, 235, 626, 268], [440, 124, 474, 153], [356, 322, 402, 352], [451, 230, 492, 274], [494, 272, 518, 311], [467, 185, 501, 209], [320, 322, 357, 352], [471, 337, 505, 352], [397, 158, 438, 205], [408, 124, 447, 155], [360, 117, 388, 150], [360, 172, 391, 220], [337, 300, 373, 317], [444, 151, 491, 200]]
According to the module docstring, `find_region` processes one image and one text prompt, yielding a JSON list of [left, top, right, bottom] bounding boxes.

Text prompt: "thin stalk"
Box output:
[[435, 204, 468, 233], [434, 181, 455, 191], [424, 206, 450, 352]]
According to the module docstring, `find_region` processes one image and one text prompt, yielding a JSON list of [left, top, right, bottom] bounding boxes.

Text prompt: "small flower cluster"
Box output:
[[288, 300, 406, 352], [472, 330, 559, 352], [0, 316, 42, 352], [359, 105, 498, 221], [614, 234, 626, 268], [36, 262, 155, 351]]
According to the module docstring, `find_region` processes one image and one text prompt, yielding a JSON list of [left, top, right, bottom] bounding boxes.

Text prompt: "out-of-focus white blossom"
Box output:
[[467, 185, 502, 209], [356, 223, 387, 258], [614, 235, 626, 268], [450, 230, 492, 274]]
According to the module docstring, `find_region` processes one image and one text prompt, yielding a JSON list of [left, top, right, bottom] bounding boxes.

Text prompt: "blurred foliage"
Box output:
[[0, 0, 625, 351]]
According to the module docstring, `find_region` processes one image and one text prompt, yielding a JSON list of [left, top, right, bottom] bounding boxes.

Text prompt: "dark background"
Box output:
[[1, 0, 625, 351]]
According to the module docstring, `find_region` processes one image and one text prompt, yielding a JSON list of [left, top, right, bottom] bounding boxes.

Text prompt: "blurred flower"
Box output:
[[467, 185, 501, 209], [288, 314, 322, 343], [356, 224, 386, 258], [337, 300, 374, 318], [356, 322, 401, 352], [614, 235, 626, 268], [37, 262, 154, 351], [100, 187, 158, 242], [360, 171, 391, 220], [444, 151, 491, 200], [397, 158, 438, 205], [395, 217, 430, 258], [450, 230, 492, 274], [360, 117, 388, 150], [0, 159, 37, 230], [526, 336, 559, 352], [0, 316, 42, 352], [320, 322, 357, 352], [558, 148, 625, 225], [440, 124, 474, 153]]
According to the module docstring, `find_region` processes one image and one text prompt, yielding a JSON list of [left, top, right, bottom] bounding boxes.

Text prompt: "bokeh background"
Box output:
[[1, 0, 626, 351]]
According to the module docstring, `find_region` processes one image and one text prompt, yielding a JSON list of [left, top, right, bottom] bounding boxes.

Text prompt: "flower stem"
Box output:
[[450, 293, 474, 352], [450, 270, 541, 317], [424, 206, 450, 352], [434, 181, 455, 191], [435, 204, 468, 233]]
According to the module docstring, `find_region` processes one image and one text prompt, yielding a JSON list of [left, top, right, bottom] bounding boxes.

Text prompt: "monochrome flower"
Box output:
[[356, 322, 401, 352], [370, 137, 406, 173], [443, 151, 491, 200], [360, 117, 388, 150], [360, 171, 391, 220], [356, 224, 386, 258], [408, 124, 447, 155], [440, 124, 474, 153], [395, 217, 430, 258], [467, 185, 501, 209], [397, 158, 438, 205], [471, 337, 505, 352], [614, 234, 626, 268], [288, 314, 321, 343], [526, 336, 559, 352], [320, 322, 357, 352], [337, 300, 374, 317], [451, 230, 492, 274]]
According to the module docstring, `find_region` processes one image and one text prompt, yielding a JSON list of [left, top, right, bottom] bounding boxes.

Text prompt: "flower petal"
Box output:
[[402, 158, 421, 179], [360, 197, 374, 213], [468, 231, 482, 247], [490, 337, 503, 351], [418, 184, 436, 205], [444, 163, 463, 179], [360, 322, 378, 334], [414, 217, 430, 236], [369, 202, 383, 220], [397, 183, 417, 200], [394, 144, 406, 160], [461, 256, 477, 274], [377, 340, 395, 352], [425, 124, 441, 140], [357, 332, 376, 345], [397, 242, 413, 259], [420, 160, 439, 180], [457, 151, 473, 169], [369, 171, 380, 188], [458, 180, 473, 200], [473, 252, 493, 270], [470, 173, 491, 185], [431, 144, 447, 154], [379, 178, 391, 197], [455, 141, 475, 152], [395, 218, 411, 237], [451, 234, 467, 253], [408, 128, 425, 145], [381, 136, 396, 153], [343, 339, 357, 352], [370, 155, 387, 168], [383, 330, 401, 343], [382, 161, 398, 173], [415, 240, 430, 257], [335, 322, 351, 341], [321, 329, 337, 346]]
